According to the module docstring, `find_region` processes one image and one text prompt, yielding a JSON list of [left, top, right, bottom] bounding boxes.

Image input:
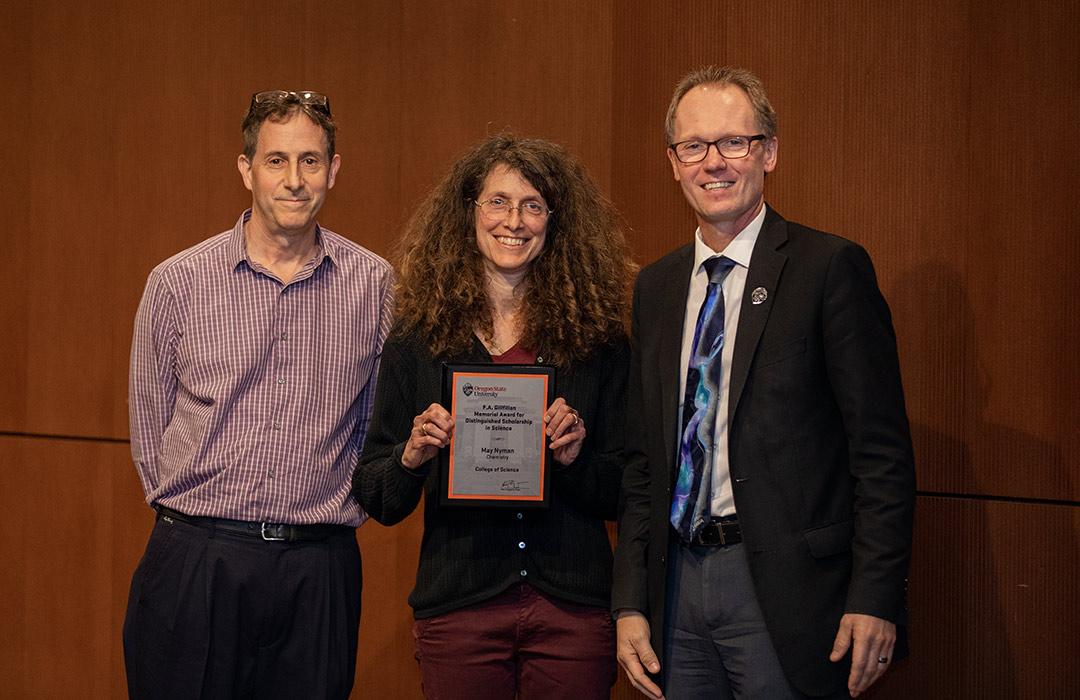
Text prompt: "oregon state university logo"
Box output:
[[462, 383, 474, 396]]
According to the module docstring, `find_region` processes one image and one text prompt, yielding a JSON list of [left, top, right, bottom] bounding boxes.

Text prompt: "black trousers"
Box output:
[[123, 513, 362, 700]]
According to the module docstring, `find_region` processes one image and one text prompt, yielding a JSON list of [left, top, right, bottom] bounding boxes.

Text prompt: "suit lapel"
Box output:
[[728, 207, 788, 425], [656, 246, 694, 480]]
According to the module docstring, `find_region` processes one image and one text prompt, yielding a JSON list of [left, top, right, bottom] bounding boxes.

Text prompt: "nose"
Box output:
[[503, 206, 524, 229], [284, 161, 304, 190], [702, 143, 728, 170]]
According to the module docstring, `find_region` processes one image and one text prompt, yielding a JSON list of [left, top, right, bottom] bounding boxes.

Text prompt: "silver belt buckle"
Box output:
[[261, 523, 287, 541]]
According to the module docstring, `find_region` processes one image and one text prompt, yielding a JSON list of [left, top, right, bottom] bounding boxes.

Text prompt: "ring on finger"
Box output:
[[420, 422, 429, 437], [570, 409, 580, 427], [877, 655, 889, 664]]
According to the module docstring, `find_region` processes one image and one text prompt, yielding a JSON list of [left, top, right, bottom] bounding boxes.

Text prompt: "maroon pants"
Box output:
[[412, 584, 615, 700]]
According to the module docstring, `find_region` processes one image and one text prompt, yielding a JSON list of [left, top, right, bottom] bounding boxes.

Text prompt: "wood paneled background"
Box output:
[[1, 0, 1076, 697]]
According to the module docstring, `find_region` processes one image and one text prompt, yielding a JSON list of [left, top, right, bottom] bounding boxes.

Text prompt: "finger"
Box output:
[[543, 397, 567, 423], [415, 407, 454, 445], [409, 426, 441, 450], [847, 637, 871, 696], [549, 423, 585, 450], [401, 437, 437, 469], [418, 421, 452, 446], [856, 625, 896, 693], [881, 637, 895, 666], [631, 673, 664, 700], [546, 410, 578, 438], [421, 405, 453, 430], [558, 408, 582, 435], [631, 635, 661, 675], [617, 653, 663, 700], [545, 408, 572, 436], [829, 620, 852, 663], [861, 640, 894, 692]]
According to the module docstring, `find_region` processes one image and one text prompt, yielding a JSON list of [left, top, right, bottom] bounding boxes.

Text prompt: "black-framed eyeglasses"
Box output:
[[249, 90, 332, 117], [474, 197, 553, 222], [669, 134, 766, 163]]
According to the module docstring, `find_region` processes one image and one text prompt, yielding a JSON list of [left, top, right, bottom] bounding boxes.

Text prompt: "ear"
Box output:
[[762, 136, 778, 174], [237, 154, 254, 191], [667, 147, 682, 182], [327, 153, 341, 190]]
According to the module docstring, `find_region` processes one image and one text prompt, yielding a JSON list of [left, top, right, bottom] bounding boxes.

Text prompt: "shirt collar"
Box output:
[[691, 203, 767, 276], [228, 209, 335, 272]]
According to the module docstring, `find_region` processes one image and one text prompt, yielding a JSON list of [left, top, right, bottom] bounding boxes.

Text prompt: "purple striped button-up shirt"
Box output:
[[129, 211, 394, 526]]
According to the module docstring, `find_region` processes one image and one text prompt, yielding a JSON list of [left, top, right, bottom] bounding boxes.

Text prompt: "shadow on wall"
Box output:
[[871, 261, 1077, 698]]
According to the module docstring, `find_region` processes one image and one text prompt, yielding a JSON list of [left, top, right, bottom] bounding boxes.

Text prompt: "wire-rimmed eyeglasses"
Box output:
[[474, 197, 553, 222]]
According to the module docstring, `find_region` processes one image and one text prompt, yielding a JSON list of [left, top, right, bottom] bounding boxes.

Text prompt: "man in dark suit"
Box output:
[[612, 66, 915, 699]]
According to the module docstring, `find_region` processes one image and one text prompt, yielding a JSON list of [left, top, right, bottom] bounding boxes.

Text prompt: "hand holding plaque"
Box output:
[[402, 403, 454, 469], [544, 397, 587, 465]]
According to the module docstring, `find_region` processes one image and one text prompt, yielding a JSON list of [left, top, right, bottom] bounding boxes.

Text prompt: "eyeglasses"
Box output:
[[474, 197, 552, 222], [669, 134, 766, 163], [249, 90, 332, 117]]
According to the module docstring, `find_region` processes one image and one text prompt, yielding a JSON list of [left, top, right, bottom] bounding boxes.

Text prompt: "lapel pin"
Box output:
[[751, 287, 768, 304]]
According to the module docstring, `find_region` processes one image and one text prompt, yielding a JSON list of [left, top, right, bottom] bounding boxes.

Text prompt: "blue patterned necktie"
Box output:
[[671, 255, 736, 540]]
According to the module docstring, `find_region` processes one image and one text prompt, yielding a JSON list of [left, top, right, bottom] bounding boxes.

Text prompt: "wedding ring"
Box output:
[[877, 656, 889, 664], [570, 410, 580, 427], [420, 422, 429, 436]]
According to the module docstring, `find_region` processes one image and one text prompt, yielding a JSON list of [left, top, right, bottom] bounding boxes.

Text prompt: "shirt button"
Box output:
[[280, 332, 288, 340], [518, 541, 526, 549], [272, 422, 281, 430], [277, 378, 286, 384], [520, 569, 527, 577], [516, 512, 523, 520], [268, 468, 275, 477]]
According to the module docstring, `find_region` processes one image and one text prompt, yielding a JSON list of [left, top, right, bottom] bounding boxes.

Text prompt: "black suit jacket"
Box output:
[[612, 206, 915, 696]]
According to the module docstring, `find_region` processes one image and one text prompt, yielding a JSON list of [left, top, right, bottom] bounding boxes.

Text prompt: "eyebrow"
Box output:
[[484, 190, 543, 201], [263, 150, 324, 160]]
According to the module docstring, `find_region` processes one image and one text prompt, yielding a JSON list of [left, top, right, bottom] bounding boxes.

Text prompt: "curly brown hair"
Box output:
[[393, 135, 635, 367]]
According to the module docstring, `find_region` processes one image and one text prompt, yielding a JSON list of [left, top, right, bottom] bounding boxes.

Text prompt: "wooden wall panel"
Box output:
[[874, 495, 1080, 698], [354, 515, 424, 699], [395, 0, 613, 202], [0, 436, 149, 697], [0, 3, 31, 435], [893, 0, 1080, 503]]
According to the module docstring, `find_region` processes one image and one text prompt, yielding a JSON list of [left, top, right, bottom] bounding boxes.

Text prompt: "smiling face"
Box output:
[[237, 111, 340, 239], [668, 83, 777, 246], [473, 163, 549, 282]]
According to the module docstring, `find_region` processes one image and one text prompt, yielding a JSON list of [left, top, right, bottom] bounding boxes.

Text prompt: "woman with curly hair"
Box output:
[[353, 135, 635, 699]]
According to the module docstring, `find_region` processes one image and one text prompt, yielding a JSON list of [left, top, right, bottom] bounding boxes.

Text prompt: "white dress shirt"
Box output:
[[677, 205, 766, 518]]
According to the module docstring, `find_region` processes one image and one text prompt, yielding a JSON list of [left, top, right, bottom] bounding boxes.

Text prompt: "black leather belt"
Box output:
[[689, 517, 742, 547], [156, 506, 353, 543]]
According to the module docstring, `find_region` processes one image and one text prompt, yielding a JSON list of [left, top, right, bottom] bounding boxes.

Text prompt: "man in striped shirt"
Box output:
[[123, 90, 394, 700]]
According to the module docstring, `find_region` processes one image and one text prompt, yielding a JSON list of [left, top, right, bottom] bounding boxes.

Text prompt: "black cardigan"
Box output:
[[353, 329, 628, 618]]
